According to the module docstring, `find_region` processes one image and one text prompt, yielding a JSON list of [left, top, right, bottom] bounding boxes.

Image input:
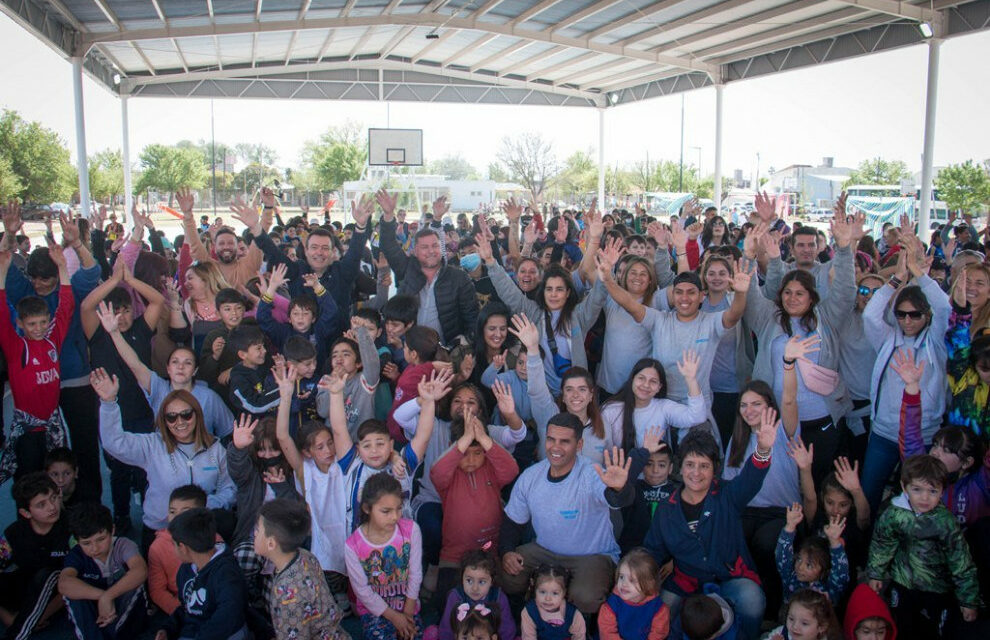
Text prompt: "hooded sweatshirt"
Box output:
[[99, 400, 237, 529], [159, 549, 247, 640], [843, 583, 897, 640]]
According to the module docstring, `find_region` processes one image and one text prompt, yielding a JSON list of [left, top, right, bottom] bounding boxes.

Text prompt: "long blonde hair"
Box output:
[[963, 264, 990, 336], [187, 261, 228, 298]]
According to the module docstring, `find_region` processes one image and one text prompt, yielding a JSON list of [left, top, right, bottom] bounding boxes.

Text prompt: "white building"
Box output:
[[343, 169, 525, 212]]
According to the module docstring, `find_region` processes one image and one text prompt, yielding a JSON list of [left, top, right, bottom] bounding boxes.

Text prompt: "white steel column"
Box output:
[[713, 83, 725, 213], [71, 57, 91, 218], [121, 95, 133, 217], [919, 36, 942, 233], [597, 107, 606, 207]]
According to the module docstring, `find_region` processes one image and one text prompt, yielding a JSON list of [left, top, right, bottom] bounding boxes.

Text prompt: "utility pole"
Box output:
[[678, 94, 685, 191], [210, 99, 217, 216]]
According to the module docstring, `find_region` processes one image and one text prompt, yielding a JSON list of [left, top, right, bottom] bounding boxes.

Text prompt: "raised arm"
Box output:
[[409, 369, 453, 463], [721, 260, 753, 329], [80, 261, 124, 339], [94, 300, 152, 392], [320, 371, 353, 459], [599, 255, 646, 323], [504, 198, 523, 268], [577, 199, 603, 285], [273, 362, 304, 473], [123, 261, 166, 329], [375, 190, 410, 280]]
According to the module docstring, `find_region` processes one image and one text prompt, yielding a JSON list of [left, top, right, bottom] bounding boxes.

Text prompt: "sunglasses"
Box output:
[[857, 285, 881, 296], [894, 310, 925, 320], [164, 409, 195, 424]]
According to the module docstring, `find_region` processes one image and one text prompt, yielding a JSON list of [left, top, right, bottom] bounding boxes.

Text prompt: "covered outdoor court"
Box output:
[[3, 0, 990, 230]]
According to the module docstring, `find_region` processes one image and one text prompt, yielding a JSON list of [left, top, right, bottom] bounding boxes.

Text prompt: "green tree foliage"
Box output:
[[233, 161, 283, 194], [0, 155, 24, 201], [135, 144, 207, 206], [487, 162, 510, 182], [496, 132, 559, 202], [555, 150, 597, 197], [845, 157, 910, 186], [428, 154, 480, 180], [0, 109, 75, 202], [88, 149, 124, 202], [935, 160, 990, 213], [302, 122, 367, 191]]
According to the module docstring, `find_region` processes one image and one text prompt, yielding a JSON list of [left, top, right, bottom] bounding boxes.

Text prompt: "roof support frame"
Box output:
[[615, 0, 754, 47], [831, 0, 936, 22], [549, 0, 626, 33], [80, 12, 717, 74]]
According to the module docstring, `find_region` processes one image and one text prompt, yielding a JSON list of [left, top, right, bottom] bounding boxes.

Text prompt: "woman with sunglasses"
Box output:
[[742, 212, 858, 488], [700, 215, 732, 257], [92, 368, 236, 552], [860, 235, 951, 514], [836, 274, 885, 465]]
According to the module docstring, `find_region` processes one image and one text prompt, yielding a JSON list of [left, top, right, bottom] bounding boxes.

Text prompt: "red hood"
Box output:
[[843, 583, 896, 640]]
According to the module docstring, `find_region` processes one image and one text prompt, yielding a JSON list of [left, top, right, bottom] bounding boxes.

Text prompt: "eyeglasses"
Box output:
[[164, 409, 195, 424], [857, 285, 881, 296], [894, 310, 925, 320]]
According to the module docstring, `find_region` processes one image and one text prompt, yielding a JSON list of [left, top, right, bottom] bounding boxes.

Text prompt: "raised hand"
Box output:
[[785, 436, 814, 471], [670, 219, 688, 252], [584, 198, 602, 237], [760, 229, 782, 260], [1, 199, 23, 235], [508, 313, 539, 351], [90, 368, 120, 402], [260, 187, 277, 209], [890, 348, 925, 392], [95, 300, 121, 334], [262, 466, 286, 485], [229, 194, 261, 232], [47, 242, 67, 268], [351, 193, 375, 227], [318, 371, 346, 395], [647, 221, 670, 249], [783, 334, 821, 362], [474, 233, 494, 264], [266, 263, 289, 296], [600, 235, 626, 267], [273, 361, 296, 397], [59, 212, 80, 246], [754, 191, 776, 223], [676, 349, 700, 381], [755, 406, 779, 454], [492, 379, 516, 417], [491, 351, 506, 371], [784, 502, 804, 532], [823, 514, 846, 547], [731, 259, 755, 292], [375, 189, 398, 220], [553, 216, 569, 244], [833, 457, 863, 493], [642, 425, 667, 454], [433, 195, 450, 219], [210, 336, 226, 361], [834, 191, 849, 221], [232, 414, 258, 450], [952, 267, 968, 308], [502, 197, 523, 224], [417, 368, 453, 403], [594, 447, 632, 490], [830, 209, 856, 249], [176, 188, 195, 215], [522, 220, 538, 245]]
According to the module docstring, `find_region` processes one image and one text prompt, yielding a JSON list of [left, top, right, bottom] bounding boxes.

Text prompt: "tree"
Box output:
[[846, 157, 910, 186], [496, 132, 559, 202], [0, 155, 24, 201], [134, 144, 207, 206], [935, 160, 990, 213], [554, 150, 597, 197], [428, 154, 479, 180], [302, 122, 367, 191], [487, 162, 510, 182], [631, 157, 659, 193], [0, 109, 75, 202], [88, 149, 124, 203]]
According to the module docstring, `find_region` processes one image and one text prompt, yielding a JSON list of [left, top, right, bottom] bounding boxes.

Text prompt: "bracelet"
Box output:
[[314, 286, 327, 296], [260, 294, 273, 303], [782, 364, 795, 371], [783, 357, 796, 365], [889, 276, 902, 288], [753, 448, 772, 462], [263, 205, 274, 210]]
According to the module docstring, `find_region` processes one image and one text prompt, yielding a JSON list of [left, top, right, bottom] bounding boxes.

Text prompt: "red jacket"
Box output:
[[0, 286, 74, 420], [430, 442, 519, 563], [843, 583, 897, 640], [386, 362, 434, 443]]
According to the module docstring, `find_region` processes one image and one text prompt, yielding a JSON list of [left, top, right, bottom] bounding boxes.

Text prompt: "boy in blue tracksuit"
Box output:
[[156, 508, 247, 640], [228, 325, 281, 418]]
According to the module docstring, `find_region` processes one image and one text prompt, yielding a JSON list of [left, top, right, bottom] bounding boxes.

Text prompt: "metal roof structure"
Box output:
[[3, 1, 990, 108]]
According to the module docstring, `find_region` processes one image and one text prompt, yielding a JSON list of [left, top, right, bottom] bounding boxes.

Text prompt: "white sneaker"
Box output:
[[334, 592, 353, 617]]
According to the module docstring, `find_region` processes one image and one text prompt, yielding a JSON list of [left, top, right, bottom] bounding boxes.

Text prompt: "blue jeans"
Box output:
[[663, 578, 766, 640], [862, 433, 901, 515], [414, 501, 443, 568]]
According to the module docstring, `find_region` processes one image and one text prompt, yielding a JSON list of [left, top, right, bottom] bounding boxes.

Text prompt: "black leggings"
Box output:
[[741, 505, 786, 620], [801, 414, 847, 488]]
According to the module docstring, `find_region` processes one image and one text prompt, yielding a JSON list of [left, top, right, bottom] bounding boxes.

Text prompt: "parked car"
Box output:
[[20, 203, 53, 221]]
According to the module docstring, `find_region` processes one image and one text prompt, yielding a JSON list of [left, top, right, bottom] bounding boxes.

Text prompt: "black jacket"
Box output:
[[160, 550, 247, 640], [379, 218, 478, 345]]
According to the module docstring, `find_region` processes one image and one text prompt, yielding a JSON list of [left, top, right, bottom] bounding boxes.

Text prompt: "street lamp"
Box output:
[[690, 146, 702, 180]]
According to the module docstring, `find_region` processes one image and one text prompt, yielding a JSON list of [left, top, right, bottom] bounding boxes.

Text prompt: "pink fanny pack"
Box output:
[[797, 358, 839, 396]]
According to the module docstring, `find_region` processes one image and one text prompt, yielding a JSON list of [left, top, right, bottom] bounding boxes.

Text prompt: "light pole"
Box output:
[[690, 146, 702, 182]]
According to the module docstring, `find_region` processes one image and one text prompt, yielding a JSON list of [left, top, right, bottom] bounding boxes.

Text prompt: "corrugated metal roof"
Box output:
[[2, 0, 988, 107]]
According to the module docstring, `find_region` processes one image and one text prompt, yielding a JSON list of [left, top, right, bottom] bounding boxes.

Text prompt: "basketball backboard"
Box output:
[[368, 128, 424, 166]]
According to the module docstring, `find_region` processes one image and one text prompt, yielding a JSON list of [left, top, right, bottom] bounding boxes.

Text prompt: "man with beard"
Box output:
[[177, 188, 263, 290], [375, 189, 478, 347], [233, 192, 373, 320]]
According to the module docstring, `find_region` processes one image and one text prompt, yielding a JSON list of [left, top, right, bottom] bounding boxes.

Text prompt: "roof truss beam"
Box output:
[[618, 0, 756, 47], [651, 0, 820, 53], [497, 44, 566, 76], [549, 0, 625, 33], [585, 0, 687, 40], [511, 0, 567, 26], [121, 58, 600, 102], [81, 12, 715, 73], [831, 0, 936, 22]]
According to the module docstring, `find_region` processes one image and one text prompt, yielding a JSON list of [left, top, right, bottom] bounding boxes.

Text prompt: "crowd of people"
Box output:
[[0, 185, 986, 640]]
